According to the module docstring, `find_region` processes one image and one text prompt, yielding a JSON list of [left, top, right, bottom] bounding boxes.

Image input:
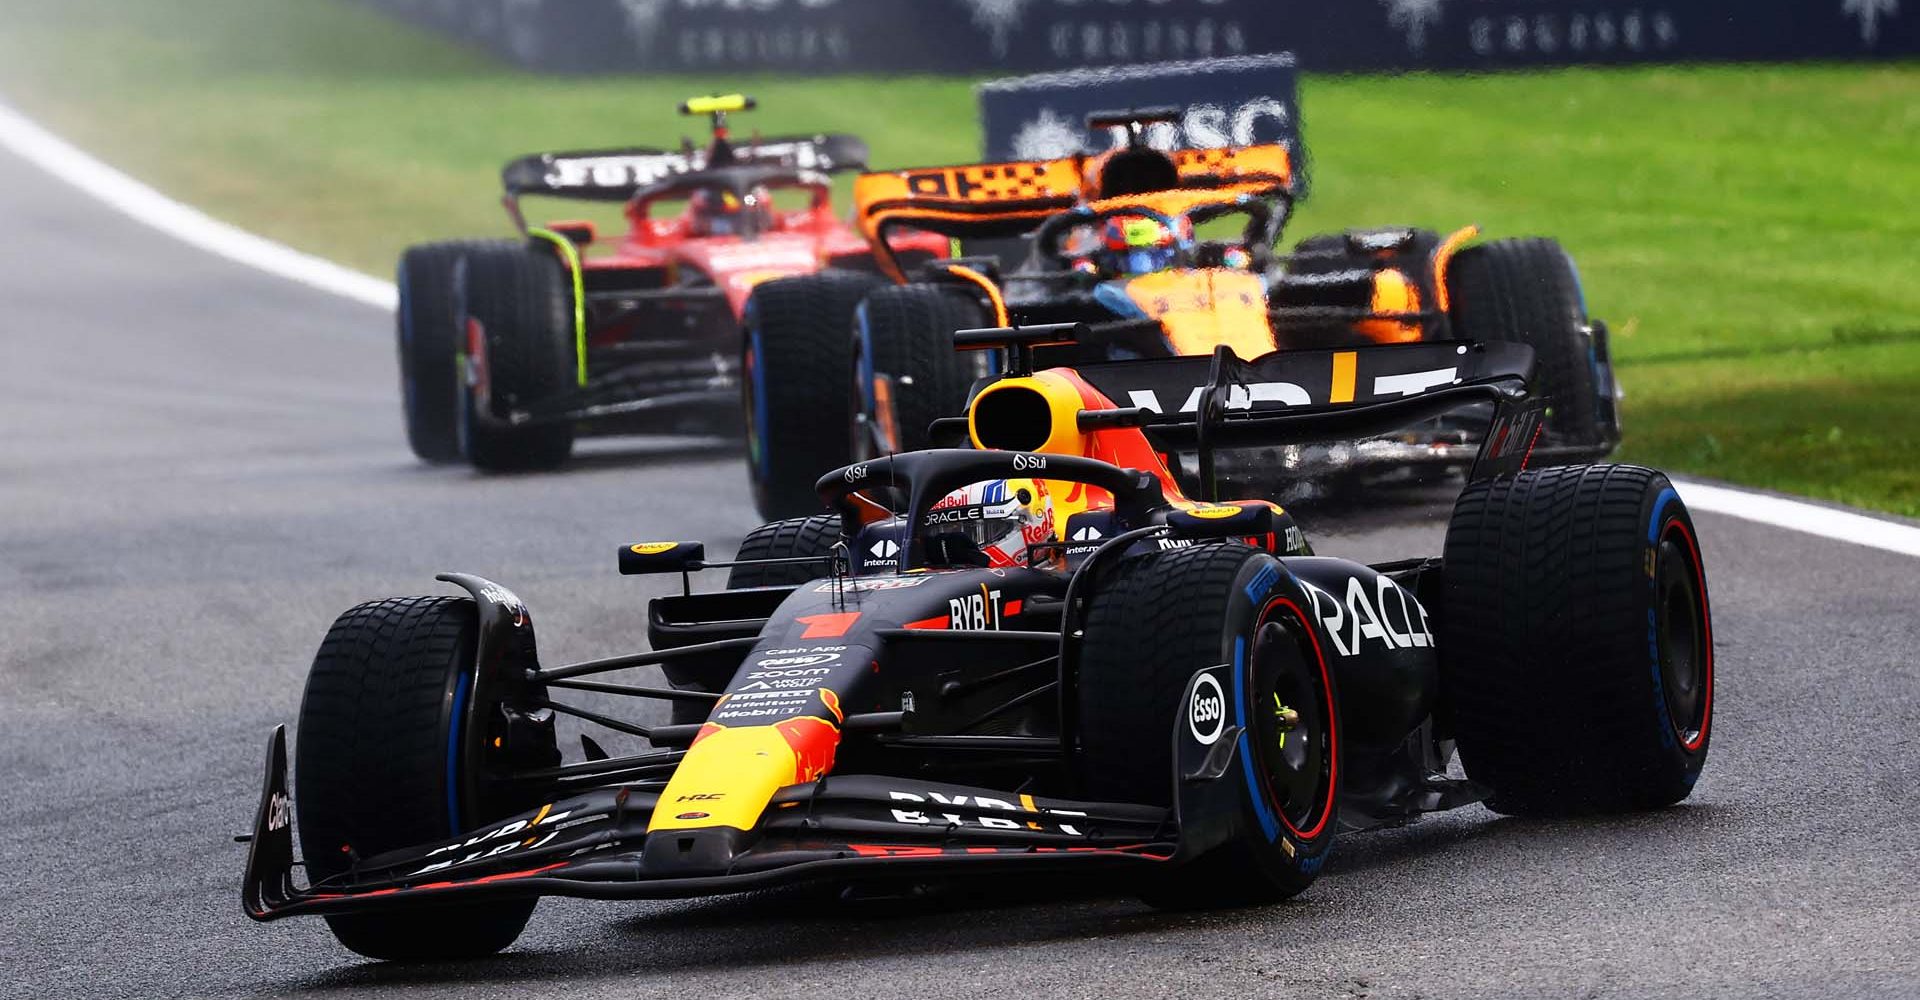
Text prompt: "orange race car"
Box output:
[[741, 109, 1619, 518]]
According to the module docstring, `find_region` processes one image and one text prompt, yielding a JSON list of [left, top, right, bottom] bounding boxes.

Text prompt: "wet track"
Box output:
[[3, 140, 1919, 1000]]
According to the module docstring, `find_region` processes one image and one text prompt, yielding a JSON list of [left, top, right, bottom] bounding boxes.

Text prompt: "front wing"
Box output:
[[242, 681, 1251, 921]]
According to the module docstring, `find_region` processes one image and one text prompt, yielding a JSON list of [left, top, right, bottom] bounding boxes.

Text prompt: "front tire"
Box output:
[[851, 284, 989, 458], [742, 272, 884, 520], [1078, 544, 1338, 908], [455, 243, 577, 473], [726, 514, 844, 590], [1439, 464, 1713, 815], [295, 596, 543, 960]]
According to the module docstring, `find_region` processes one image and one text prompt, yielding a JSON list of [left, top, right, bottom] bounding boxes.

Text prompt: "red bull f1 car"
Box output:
[[744, 108, 1620, 518], [244, 326, 1711, 961], [395, 94, 944, 471]]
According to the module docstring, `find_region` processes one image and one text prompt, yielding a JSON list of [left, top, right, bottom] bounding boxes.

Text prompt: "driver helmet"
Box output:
[[1099, 213, 1191, 275], [924, 479, 1060, 570], [689, 185, 772, 236]]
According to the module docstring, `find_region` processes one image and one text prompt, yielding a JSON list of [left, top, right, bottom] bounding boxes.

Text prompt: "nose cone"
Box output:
[[640, 825, 750, 876]]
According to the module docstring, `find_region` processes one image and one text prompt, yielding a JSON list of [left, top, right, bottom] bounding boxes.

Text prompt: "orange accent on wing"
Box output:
[[797, 612, 861, 638], [1329, 351, 1357, 404], [1082, 180, 1287, 220], [1173, 144, 1293, 189], [849, 844, 944, 858], [412, 862, 568, 892]]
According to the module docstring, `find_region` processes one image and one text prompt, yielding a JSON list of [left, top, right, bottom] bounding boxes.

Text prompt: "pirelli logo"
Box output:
[[902, 161, 1074, 201]]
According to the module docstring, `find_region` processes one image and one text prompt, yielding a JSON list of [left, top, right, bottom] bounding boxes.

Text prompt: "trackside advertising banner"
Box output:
[[361, 0, 1917, 74], [975, 55, 1304, 193]]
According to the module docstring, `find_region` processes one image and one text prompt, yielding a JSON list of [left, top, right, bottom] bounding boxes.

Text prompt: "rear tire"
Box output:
[[742, 272, 884, 521], [1446, 238, 1607, 451], [1439, 464, 1713, 815], [852, 284, 989, 458], [397, 240, 510, 463], [1078, 544, 1338, 908], [456, 243, 577, 472], [295, 596, 541, 961]]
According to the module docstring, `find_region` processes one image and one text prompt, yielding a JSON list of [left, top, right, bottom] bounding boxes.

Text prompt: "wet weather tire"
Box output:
[[295, 596, 536, 961], [852, 284, 989, 458], [1446, 238, 1606, 451], [397, 240, 510, 463], [1440, 464, 1713, 815], [1078, 543, 1338, 907], [743, 272, 885, 521], [456, 243, 576, 472], [727, 515, 844, 589]]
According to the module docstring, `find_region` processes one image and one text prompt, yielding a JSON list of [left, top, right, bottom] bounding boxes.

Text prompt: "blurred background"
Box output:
[[1, 0, 1914, 513]]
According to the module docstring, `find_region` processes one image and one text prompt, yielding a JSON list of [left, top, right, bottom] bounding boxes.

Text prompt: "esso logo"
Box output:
[[1188, 673, 1226, 745]]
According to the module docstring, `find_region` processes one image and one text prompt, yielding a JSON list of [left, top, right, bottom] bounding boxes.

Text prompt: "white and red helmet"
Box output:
[[924, 479, 1059, 569]]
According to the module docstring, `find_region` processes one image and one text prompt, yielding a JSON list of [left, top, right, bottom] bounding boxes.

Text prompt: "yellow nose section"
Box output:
[[648, 714, 843, 833], [648, 726, 798, 833]]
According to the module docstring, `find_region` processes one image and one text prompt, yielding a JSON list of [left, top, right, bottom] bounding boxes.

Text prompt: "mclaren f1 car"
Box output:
[[395, 94, 944, 471], [243, 326, 1711, 962], [744, 108, 1620, 518]]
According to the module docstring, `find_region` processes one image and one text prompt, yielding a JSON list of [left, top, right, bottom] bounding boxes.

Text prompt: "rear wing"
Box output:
[[852, 143, 1294, 279], [502, 133, 870, 202], [1071, 339, 1544, 487], [956, 325, 1546, 495]]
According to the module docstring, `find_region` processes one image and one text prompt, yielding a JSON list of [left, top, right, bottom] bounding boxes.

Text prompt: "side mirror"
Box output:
[[619, 541, 706, 576], [1165, 503, 1274, 540]]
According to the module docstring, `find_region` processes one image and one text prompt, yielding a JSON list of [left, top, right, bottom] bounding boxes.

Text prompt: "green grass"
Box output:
[[2, 0, 1917, 515]]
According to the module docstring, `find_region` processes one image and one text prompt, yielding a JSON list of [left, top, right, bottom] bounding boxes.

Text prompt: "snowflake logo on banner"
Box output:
[[1382, 0, 1445, 53], [1842, 0, 1900, 44], [1011, 107, 1085, 160], [618, 0, 672, 52], [960, 0, 1035, 59]]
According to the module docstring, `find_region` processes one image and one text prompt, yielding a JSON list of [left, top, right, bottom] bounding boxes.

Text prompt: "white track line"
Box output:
[[3, 101, 1915, 559], [1675, 481, 1920, 559], [0, 100, 396, 309]]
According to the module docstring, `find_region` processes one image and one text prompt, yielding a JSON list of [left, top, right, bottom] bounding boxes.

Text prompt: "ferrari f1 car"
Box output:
[[395, 94, 943, 471], [243, 327, 1711, 962], [744, 109, 1620, 517]]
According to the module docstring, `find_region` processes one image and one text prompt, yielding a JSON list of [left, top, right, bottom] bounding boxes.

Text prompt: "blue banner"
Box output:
[[359, 0, 1919, 74]]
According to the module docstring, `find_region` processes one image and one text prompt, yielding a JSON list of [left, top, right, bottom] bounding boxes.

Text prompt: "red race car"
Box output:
[[394, 94, 943, 470]]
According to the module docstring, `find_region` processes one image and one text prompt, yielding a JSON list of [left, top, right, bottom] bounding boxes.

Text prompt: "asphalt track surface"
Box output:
[[3, 141, 1919, 1000]]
